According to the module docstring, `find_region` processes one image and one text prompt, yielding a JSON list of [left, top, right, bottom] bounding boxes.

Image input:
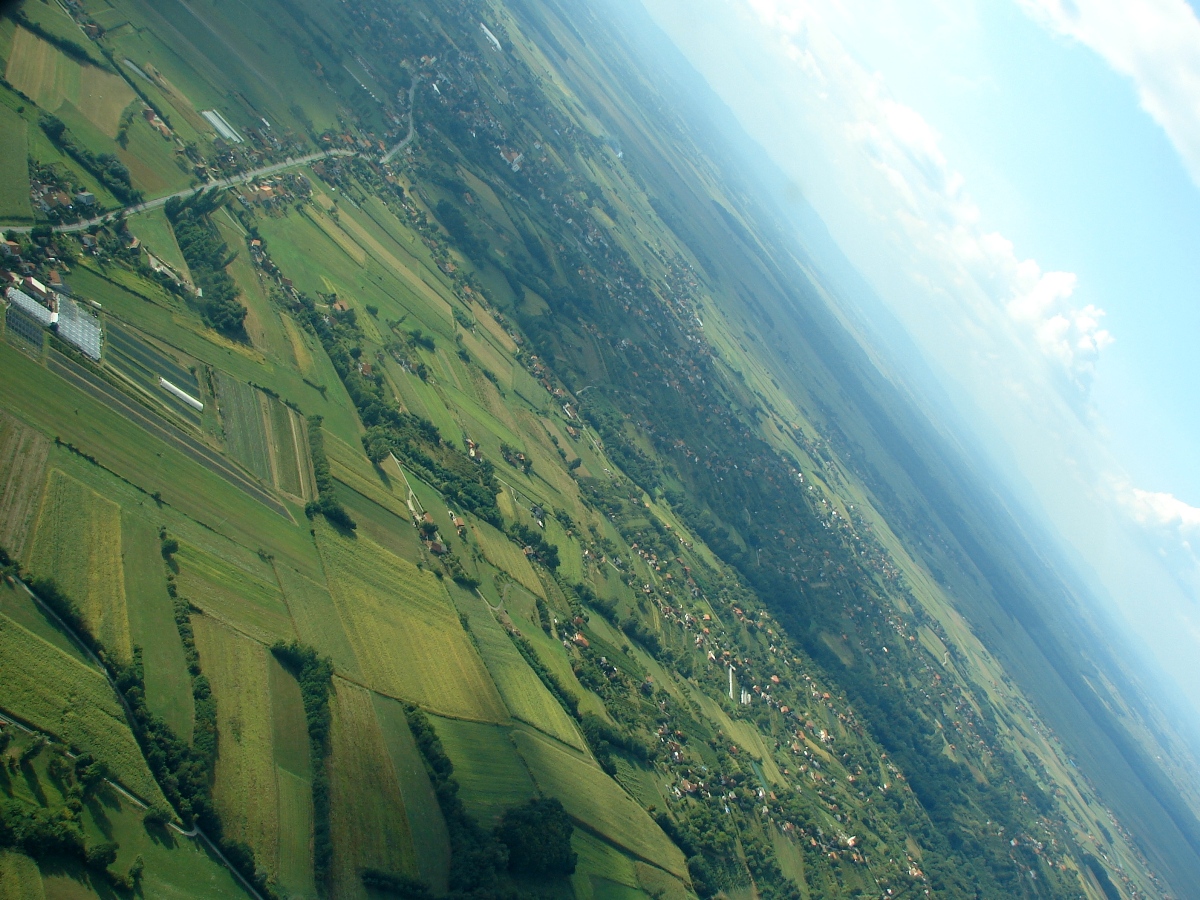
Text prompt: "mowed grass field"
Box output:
[[0, 850, 42, 899], [456, 588, 584, 749], [0, 105, 32, 222], [5, 26, 134, 137], [470, 518, 545, 597], [122, 512, 194, 741], [427, 716, 536, 827], [0, 412, 49, 559], [192, 616, 282, 880], [316, 523, 507, 722], [329, 678, 418, 899], [371, 694, 452, 891], [0, 612, 163, 804], [25, 468, 132, 661], [512, 729, 686, 879], [175, 542, 295, 644]]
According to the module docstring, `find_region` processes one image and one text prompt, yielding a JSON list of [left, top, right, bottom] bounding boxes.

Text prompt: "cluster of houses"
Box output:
[[29, 182, 95, 219]]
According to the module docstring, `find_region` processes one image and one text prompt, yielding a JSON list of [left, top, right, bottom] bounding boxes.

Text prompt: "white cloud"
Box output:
[[740, 0, 1114, 388], [1112, 478, 1200, 597], [1017, 0, 1200, 187], [1117, 481, 1200, 542]]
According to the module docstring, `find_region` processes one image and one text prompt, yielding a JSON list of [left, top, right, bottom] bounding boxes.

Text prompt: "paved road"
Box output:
[[3, 76, 420, 234], [381, 78, 421, 164], [2, 149, 357, 235]]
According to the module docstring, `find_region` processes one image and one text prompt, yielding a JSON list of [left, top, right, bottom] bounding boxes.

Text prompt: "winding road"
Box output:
[[2, 78, 420, 235]]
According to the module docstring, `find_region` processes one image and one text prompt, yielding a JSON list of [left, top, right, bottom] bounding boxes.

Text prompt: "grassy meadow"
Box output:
[[316, 523, 507, 722]]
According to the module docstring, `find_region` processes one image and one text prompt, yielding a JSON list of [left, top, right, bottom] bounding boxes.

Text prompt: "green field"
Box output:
[[427, 716, 536, 827], [372, 693, 453, 891], [127, 207, 192, 277], [0, 413, 48, 559], [329, 678, 419, 899], [5, 26, 134, 137], [193, 616, 281, 878], [334, 481, 424, 562], [0, 850, 42, 900], [216, 372, 273, 483], [122, 513, 195, 740], [0, 612, 163, 804], [0, 105, 31, 222], [471, 518, 545, 597], [174, 541, 295, 644], [0, 343, 320, 579], [512, 729, 686, 879], [316, 523, 507, 722], [25, 468, 131, 661], [2, 728, 252, 899], [268, 655, 318, 898], [268, 398, 309, 499], [273, 562, 362, 681], [456, 587, 584, 749]]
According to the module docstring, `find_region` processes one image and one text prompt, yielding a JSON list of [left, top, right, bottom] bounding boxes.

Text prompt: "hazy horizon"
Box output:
[[631, 0, 1200, 738]]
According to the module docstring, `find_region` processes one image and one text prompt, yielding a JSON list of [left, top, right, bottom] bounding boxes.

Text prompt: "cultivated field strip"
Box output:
[[175, 543, 295, 644], [0, 412, 49, 558], [370, 694, 452, 891], [426, 716, 536, 828], [457, 589, 585, 750], [216, 373, 273, 483], [512, 729, 687, 879], [470, 518, 545, 597], [317, 523, 507, 722], [46, 351, 290, 517], [121, 512, 195, 741], [26, 468, 131, 661], [0, 612, 164, 804], [329, 678, 418, 899], [193, 616, 282, 881]]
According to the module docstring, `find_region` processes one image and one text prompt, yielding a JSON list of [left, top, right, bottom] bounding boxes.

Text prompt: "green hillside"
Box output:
[[0, 0, 1195, 898]]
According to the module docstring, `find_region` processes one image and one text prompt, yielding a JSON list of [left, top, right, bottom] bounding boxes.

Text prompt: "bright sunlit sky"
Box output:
[[634, 0, 1200, 718]]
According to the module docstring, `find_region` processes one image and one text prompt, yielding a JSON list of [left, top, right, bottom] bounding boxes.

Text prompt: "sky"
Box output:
[[634, 0, 1200, 720]]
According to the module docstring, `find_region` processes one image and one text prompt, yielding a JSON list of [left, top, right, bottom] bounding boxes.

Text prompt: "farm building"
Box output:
[[57, 296, 102, 360], [5, 287, 55, 327], [4, 287, 102, 360]]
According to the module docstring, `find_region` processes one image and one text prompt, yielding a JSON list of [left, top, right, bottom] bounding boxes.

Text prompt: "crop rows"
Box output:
[[193, 616, 281, 880], [317, 524, 506, 722], [26, 468, 131, 660], [0, 612, 162, 803], [329, 678, 417, 899], [0, 413, 48, 558]]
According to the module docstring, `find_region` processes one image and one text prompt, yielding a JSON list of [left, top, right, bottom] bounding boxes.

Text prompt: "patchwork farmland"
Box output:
[[316, 523, 507, 722]]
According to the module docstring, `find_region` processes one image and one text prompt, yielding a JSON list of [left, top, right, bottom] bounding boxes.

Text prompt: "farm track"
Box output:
[[45, 350, 291, 518]]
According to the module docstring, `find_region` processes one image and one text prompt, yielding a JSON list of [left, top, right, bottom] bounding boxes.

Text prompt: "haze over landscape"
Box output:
[[636, 0, 1200, 724], [0, 0, 1197, 898]]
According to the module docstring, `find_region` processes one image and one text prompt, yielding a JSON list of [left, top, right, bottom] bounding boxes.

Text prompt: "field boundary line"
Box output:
[[8, 577, 267, 899], [46, 350, 293, 519]]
